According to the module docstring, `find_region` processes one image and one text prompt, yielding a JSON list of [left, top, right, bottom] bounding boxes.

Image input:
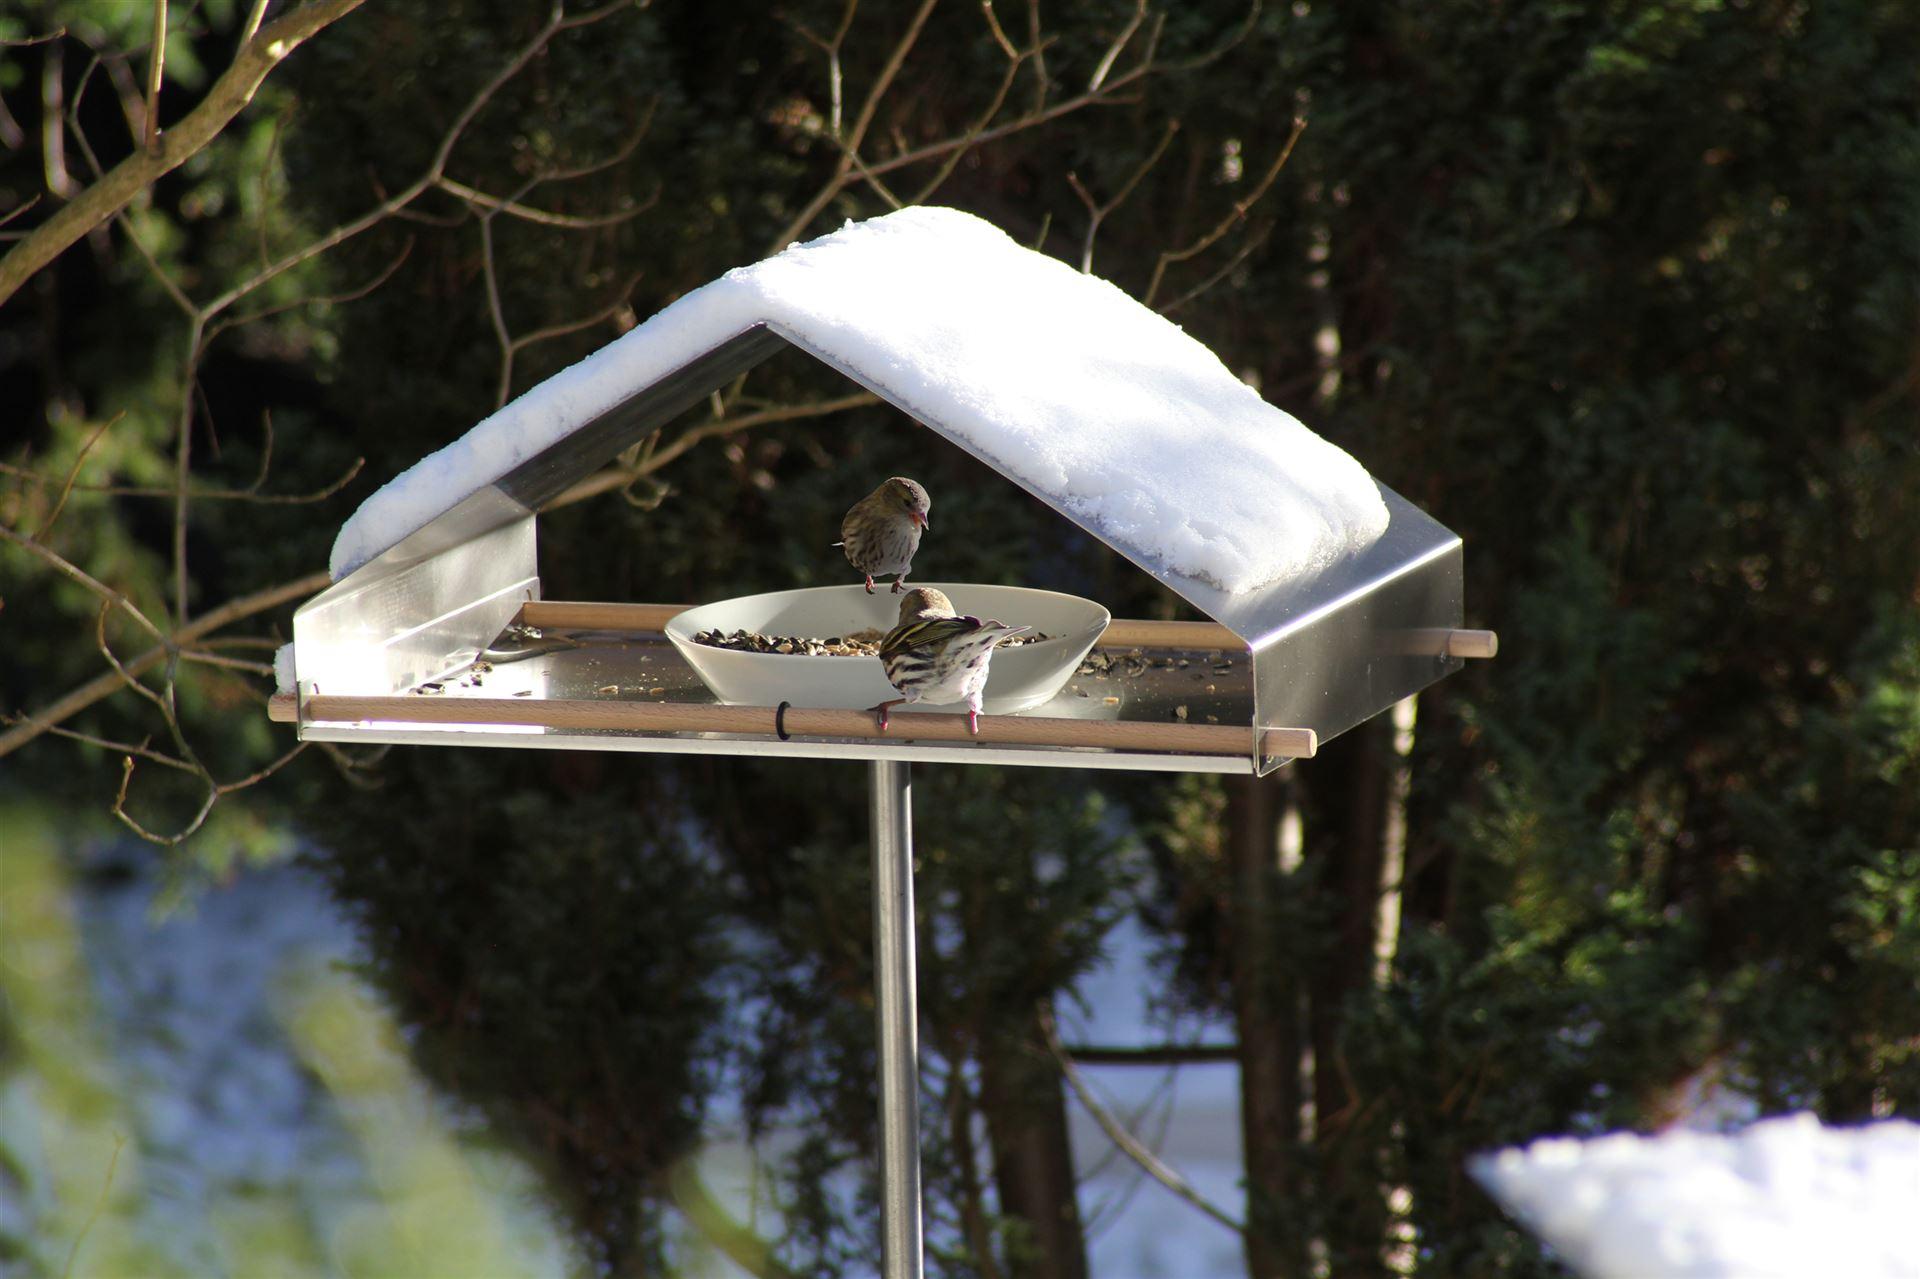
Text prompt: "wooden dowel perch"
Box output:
[[268, 693, 1317, 759], [1445, 629, 1499, 659]]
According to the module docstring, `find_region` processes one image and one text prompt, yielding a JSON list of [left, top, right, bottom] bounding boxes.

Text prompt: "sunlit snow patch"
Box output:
[[1471, 1113, 1920, 1279]]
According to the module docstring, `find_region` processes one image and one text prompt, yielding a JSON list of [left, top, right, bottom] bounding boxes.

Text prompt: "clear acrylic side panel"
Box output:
[[292, 514, 538, 698]]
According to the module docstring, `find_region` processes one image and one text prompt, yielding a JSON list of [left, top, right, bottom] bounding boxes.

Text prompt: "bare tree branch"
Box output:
[[1067, 117, 1178, 273], [1144, 115, 1305, 308], [768, 0, 940, 253], [433, 175, 654, 229], [0, 456, 366, 506], [1156, 220, 1272, 315], [113, 739, 308, 846], [543, 393, 883, 512], [0, 0, 371, 306], [1040, 1004, 1247, 1237], [0, 524, 168, 646], [30, 413, 120, 537], [0, 567, 329, 759], [1086, 0, 1147, 93], [769, 7, 1169, 256]]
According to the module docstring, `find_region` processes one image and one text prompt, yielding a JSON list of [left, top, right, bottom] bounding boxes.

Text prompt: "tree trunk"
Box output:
[[1229, 769, 1309, 1279], [977, 1000, 1088, 1279]]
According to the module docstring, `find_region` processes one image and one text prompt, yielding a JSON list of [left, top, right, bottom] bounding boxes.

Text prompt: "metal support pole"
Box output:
[[869, 759, 924, 1279]]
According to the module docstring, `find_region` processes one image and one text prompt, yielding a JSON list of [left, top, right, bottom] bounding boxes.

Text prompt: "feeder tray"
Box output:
[[268, 208, 1497, 1279]]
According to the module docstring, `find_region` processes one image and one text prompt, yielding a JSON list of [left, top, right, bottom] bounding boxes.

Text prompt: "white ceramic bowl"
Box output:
[[665, 583, 1109, 714]]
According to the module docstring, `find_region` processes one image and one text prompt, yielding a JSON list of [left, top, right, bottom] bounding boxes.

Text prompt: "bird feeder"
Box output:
[[269, 208, 1493, 1279]]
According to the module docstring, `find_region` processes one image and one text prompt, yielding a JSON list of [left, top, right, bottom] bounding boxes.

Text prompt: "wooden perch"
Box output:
[[1445, 628, 1499, 658], [267, 693, 1317, 759]]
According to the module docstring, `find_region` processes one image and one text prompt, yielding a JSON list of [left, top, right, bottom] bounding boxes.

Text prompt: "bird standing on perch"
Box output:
[[870, 587, 1028, 736], [838, 477, 931, 594]]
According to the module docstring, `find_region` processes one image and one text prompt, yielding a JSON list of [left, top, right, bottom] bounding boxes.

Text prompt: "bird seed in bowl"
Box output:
[[693, 627, 1050, 656]]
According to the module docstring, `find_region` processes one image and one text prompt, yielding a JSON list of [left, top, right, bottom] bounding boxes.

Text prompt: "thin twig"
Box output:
[[4, 716, 197, 774], [767, 0, 939, 252], [204, 235, 414, 346], [32, 413, 120, 537], [0, 456, 366, 506], [94, 603, 182, 730], [769, 25, 1162, 257], [62, 1133, 125, 1279], [0, 525, 168, 645], [256, 102, 289, 269], [906, 42, 1039, 206], [111, 206, 197, 316], [543, 392, 882, 511], [1144, 115, 1304, 307], [113, 738, 308, 847], [1086, 0, 1147, 93], [1159, 0, 1263, 75], [0, 196, 43, 235], [238, 0, 270, 48], [172, 315, 205, 625], [1, 26, 67, 48], [495, 269, 645, 407], [1040, 1004, 1247, 1236], [0, 568, 329, 759], [433, 175, 656, 229], [980, 0, 1017, 59], [1067, 117, 1178, 273], [194, 0, 630, 327], [1156, 221, 1272, 314], [144, 0, 167, 153], [176, 649, 276, 676]]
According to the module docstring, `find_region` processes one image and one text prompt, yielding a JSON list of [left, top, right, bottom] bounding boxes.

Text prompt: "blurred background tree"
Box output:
[[3, 1, 1915, 1277]]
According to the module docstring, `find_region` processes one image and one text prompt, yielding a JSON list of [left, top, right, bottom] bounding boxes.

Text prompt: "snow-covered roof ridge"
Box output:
[[329, 206, 1389, 593]]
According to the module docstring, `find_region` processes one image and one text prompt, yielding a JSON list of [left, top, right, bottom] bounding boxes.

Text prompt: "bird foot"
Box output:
[[870, 700, 903, 732], [863, 576, 876, 595], [968, 708, 981, 736], [891, 577, 906, 594]]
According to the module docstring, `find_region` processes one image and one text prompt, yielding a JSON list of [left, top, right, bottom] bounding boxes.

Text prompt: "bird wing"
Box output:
[[878, 615, 982, 659]]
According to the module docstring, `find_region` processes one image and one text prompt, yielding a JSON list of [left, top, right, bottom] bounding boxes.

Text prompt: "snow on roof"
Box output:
[[329, 206, 1389, 592], [1471, 1114, 1920, 1279]]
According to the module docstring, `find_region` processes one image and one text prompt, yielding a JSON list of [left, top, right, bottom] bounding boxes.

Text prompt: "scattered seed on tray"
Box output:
[[693, 626, 1051, 656]]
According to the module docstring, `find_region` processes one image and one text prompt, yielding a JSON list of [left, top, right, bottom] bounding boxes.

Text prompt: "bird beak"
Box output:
[[913, 512, 930, 530]]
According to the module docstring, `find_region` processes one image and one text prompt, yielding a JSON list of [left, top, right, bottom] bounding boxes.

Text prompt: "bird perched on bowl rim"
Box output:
[[869, 586, 1028, 736], [837, 477, 931, 594]]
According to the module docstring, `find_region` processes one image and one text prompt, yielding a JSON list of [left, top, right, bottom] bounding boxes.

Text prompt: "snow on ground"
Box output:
[[17, 854, 1250, 1278], [2, 853, 574, 1277], [1059, 914, 1247, 1279], [329, 206, 1389, 596], [1472, 1114, 1920, 1279]]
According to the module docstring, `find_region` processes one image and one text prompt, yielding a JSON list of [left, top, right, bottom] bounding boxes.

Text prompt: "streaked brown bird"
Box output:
[[837, 477, 931, 594], [869, 587, 1028, 736]]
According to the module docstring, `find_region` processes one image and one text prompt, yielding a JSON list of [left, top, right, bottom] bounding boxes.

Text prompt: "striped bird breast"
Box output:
[[844, 518, 923, 576]]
